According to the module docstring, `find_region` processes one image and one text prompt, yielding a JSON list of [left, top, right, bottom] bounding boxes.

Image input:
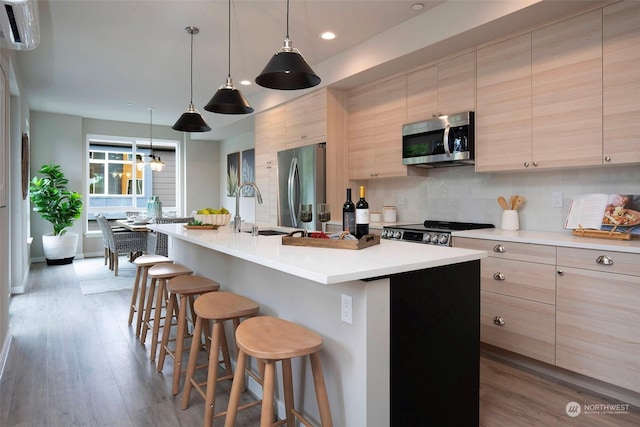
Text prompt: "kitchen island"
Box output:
[[148, 223, 487, 426]]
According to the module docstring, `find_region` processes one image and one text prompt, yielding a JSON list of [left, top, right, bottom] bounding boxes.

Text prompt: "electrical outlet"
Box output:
[[341, 293, 352, 324], [552, 192, 563, 208]]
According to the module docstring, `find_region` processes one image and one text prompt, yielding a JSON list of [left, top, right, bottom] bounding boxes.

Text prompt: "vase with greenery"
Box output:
[[29, 163, 83, 264]]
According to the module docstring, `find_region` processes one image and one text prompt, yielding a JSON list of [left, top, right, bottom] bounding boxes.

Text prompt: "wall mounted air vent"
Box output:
[[0, 0, 39, 50]]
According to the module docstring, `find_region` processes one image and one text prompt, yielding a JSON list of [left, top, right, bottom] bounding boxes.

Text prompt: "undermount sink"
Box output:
[[243, 229, 289, 236]]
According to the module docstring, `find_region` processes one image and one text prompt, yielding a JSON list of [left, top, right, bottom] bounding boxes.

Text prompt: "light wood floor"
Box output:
[[2, 258, 640, 426]]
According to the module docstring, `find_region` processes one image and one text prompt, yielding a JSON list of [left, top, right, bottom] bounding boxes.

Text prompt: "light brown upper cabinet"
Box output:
[[347, 74, 427, 180], [406, 51, 476, 124], [255, 88, 348, 225], [476, 10, 603, 171], [285, 89, 327, 148], [603, 1, 640, 165], [531, 10, 603, 169], [476, 34, 533, 172]]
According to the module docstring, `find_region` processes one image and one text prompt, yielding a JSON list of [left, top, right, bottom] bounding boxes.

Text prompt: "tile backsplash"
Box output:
[[363, 164, 640, 232]]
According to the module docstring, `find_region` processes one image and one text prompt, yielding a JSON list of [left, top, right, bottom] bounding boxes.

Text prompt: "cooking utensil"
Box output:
[[509, 195, 517, 210], [513, 196, 524, 210], [497, 196, 509, 210]]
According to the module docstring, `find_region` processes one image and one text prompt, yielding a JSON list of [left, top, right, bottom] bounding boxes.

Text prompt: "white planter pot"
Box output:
[[42, 232, 79, 265]]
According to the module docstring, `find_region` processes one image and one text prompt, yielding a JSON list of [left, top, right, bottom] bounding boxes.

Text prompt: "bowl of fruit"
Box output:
[[193, 207, 231, 227]]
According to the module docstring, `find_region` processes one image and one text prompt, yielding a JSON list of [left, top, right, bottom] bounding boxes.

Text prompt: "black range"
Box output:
[[381, 220, 494, 246]]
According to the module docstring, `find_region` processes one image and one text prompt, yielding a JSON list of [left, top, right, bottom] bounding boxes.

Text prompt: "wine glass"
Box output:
[[317, 203, 331, 233], [299, 204, 313, 237]]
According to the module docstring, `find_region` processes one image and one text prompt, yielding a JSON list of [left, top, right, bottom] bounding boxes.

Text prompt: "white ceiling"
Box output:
[[16, 0, 608, 140]]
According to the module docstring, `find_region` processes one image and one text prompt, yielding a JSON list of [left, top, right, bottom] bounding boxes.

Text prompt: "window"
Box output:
[[86, 135, 179, 232]]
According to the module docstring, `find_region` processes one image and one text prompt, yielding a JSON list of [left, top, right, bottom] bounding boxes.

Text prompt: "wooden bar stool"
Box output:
[[224, 316, 333, 427], [157, 275, 221, 395], [181, 291, 260, 426], [140, 263, 193, 361], [128, 254, 173, 338]]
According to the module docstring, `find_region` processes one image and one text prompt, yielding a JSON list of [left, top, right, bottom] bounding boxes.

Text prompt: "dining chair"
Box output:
[[95, 214, 128, 267], [96, 215, 147, 276], [152, 217, 194, 257]]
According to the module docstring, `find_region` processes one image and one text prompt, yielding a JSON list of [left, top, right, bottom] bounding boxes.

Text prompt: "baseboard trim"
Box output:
[[0, 330, 13, 382], [481, 344, 640, 409]]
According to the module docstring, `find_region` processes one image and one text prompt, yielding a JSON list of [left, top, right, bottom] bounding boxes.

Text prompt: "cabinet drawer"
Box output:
[[455, 237, 556, 264], [481, 257, 556, 304], [481, 291, 556, 364], [557, 247, 640, 276]]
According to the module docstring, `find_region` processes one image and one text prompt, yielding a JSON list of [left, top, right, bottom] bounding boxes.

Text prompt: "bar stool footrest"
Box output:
[[212, 399, 263, 420]]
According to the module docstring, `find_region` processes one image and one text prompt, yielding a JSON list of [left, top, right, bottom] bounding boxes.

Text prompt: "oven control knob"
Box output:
[[422, 234, 430, 243], [439, 234, 449, 245], [431, 234, 439, 244], [381, 230, 387, 238], [394, 231, 402, 239]]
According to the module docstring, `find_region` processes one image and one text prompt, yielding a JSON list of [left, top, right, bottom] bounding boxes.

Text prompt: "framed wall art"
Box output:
[[22, 133, 30, 200], [226, 152, 240, 197], [240, 148, 255, 197]]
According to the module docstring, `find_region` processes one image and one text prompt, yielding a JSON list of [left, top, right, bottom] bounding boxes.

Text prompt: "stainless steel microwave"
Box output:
[[402, 111, 474, 168]]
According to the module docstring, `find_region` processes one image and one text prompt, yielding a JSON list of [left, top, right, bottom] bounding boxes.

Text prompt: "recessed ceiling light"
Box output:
[[240, 80, 251, 86], [320, 31, 336, 40], [411, 3, 424, 11]]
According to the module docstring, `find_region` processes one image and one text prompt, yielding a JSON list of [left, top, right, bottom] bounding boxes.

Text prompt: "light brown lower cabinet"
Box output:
[[455, 237, 640, 394], [556, 247, 640, 394], [455, 238, 556, 364]]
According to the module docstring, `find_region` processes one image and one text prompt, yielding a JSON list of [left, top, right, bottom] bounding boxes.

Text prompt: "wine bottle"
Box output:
[[342, 188, 355, 235], [355, 185, 369, 239]]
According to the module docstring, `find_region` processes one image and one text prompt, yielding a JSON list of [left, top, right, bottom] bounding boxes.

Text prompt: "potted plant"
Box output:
[[29, 163, 83, 265]]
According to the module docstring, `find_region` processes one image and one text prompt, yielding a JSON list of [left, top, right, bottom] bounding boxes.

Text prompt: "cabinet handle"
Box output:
[[533, 161, 539, 167], [493, 272, 505, 281], [596, 255, 614, 266], [493, 244, 505, 253], [557, 270, 563, 276], [493, 316, 505, 326], [524, 162, 529, 168], [604, 156, 611, 162]]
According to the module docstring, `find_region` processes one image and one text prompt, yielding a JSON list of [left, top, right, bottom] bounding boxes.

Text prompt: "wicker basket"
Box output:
[[194, 213, 231, 226]]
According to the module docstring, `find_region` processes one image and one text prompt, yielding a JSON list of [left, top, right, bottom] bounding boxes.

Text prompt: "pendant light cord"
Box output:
[[189, 30, 194, 103], [149, 109, 154, 157], [227, 0, 231, 78], [286, 0, 290, 39]]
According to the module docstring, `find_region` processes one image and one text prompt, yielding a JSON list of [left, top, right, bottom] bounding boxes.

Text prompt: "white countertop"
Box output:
[[149, 223, 487, 284], [452, 228, 640, 254]]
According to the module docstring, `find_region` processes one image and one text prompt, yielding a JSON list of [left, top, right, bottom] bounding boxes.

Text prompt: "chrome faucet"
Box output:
[[234, 182, 263, 232]]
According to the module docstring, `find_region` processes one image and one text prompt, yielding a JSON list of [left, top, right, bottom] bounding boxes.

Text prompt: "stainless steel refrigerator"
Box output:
[[277, 143, 326, 231]]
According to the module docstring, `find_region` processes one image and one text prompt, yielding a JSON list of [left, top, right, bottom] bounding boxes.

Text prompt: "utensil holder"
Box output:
[[501, 210, 519, 231], [383, 206, 397, 223]]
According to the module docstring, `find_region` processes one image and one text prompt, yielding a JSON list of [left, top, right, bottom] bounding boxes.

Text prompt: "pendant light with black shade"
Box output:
[[147, 109, 165, 172], [205, 0, 254, 114], [173, 26, 212, 132], [255, 0, 320, 90]]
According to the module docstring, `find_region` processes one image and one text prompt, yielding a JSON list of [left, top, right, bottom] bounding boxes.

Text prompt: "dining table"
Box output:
[[116, 219, 151, 232]]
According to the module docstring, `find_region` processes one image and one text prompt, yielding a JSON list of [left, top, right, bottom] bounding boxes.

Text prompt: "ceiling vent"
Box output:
[[0, 0, 38, 50]]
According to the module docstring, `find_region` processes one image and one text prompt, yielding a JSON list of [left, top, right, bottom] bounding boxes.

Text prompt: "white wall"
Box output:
[[29, 112, 84, 259], [184, 139, 221, 216]]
